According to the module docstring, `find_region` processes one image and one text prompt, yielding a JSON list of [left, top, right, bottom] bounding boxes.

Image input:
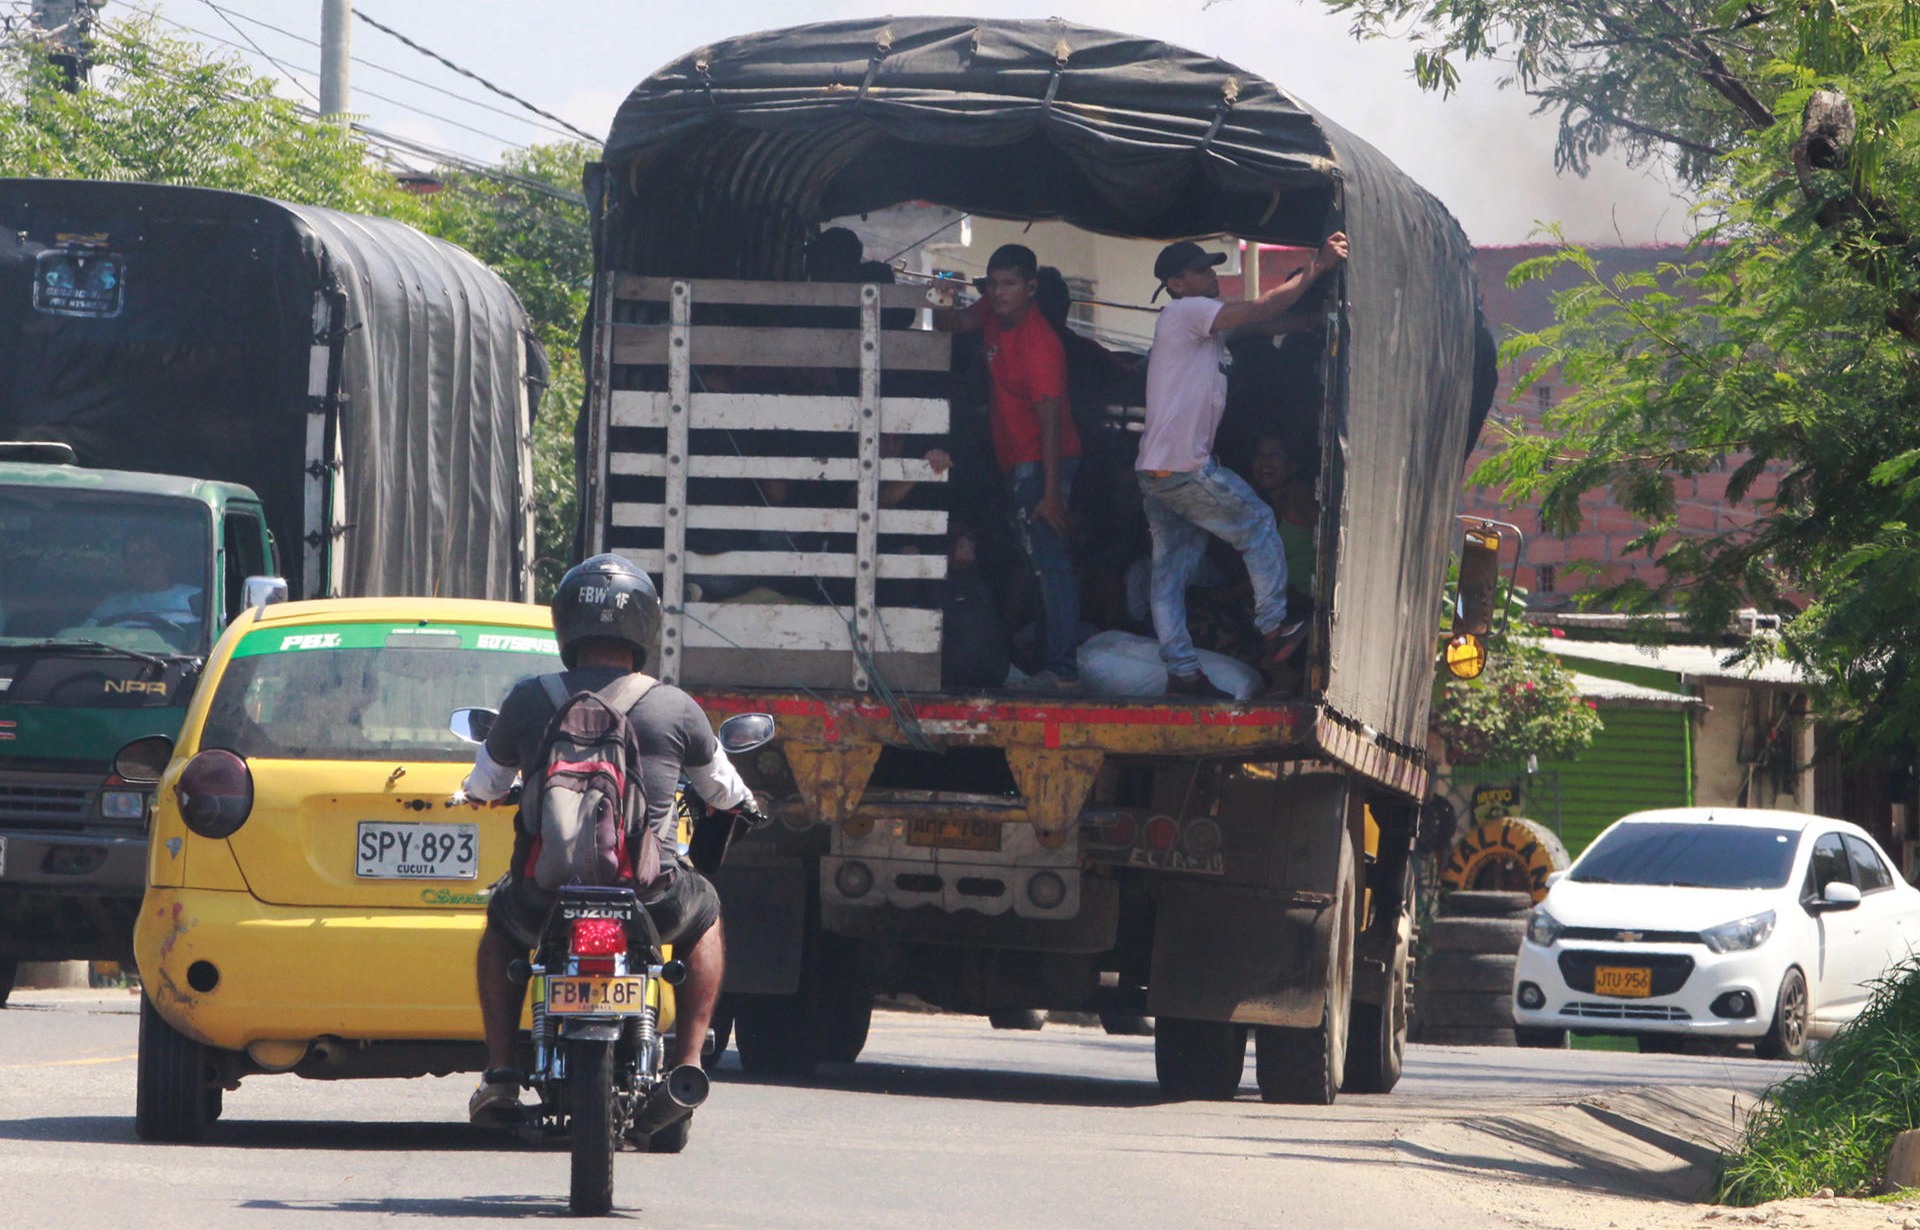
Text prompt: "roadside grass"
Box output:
[[1719, 958, 1920, 1205]]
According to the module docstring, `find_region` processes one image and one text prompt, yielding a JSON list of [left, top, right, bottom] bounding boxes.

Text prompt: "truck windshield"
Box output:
[[0, 486, 214, 654], [1569, 822, 1799, 890], [199, 622, 562, 762]]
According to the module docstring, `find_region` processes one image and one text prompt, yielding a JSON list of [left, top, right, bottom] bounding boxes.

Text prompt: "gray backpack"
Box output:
[[522, 673, 659, 891]]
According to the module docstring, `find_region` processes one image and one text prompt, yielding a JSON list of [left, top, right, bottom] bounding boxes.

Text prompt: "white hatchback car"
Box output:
[[1512, 807, 1920, 1057]]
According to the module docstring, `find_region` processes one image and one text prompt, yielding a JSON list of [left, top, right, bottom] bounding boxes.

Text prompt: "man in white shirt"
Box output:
[[88, 529, 202, 631], [1137, 234, 1348, 698]]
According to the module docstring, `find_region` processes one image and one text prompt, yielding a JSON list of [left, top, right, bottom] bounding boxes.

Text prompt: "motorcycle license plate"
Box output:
[[1594, 965, 1653, 998], [547, 976, 647, 1015]]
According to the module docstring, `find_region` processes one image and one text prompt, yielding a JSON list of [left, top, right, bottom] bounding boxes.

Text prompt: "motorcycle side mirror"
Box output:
[[113, 734, 175, 785], [449, 707, 498, 744], [718, 712, 776, 754]]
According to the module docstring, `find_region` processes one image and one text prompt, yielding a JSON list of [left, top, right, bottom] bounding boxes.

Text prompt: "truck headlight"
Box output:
[[100, 789, 148, 820], [1701, 910, 1776, 954], [1526, 907, 1564, 947]]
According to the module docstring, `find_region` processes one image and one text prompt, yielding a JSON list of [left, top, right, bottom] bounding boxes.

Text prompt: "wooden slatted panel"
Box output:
[[611, 502, 946, 537], [615, 548, 946, 581], [610, 454, 943, 483], [615, 275, 928, 310], [613, 323, 950, 371], [679, 602, 940, 654], [611, 390, 949, 434]]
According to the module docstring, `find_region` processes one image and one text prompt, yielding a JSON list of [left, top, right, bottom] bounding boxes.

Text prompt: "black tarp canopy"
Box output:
[[0, 179, 541, 602], [599, 17, 1486, 790]]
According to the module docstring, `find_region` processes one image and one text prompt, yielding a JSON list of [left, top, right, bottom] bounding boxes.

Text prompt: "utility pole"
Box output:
[[30, 0, 98, 92], [319, 0, 351, 116]]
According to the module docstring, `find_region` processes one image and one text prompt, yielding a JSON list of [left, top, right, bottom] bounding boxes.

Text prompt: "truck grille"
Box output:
[[0, 774, 97, 827]]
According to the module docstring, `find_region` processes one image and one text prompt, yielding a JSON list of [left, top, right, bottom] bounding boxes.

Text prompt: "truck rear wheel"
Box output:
[[1153, 1019, 1247, 1100], [733, 990, 818, 1076], [0, 958, 16, 1007], [1255, 830, 1357, 1105], [1343, 934, 1408, 1094]]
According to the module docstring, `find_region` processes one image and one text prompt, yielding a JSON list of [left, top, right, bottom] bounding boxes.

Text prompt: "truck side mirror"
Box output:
[[1455, 523, 1502, 637], [244, 576, 289, 611]]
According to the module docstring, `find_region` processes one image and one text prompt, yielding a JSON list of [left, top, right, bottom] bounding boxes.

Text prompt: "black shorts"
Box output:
[[486, 831, 721, 953]]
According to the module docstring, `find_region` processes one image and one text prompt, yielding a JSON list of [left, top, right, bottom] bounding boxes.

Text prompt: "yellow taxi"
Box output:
[[129, 597, 563, 1141]]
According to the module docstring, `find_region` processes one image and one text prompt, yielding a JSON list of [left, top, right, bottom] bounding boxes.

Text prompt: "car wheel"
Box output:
[[135, 994, 212, 1142], [1756, 967, 1810, 1061]]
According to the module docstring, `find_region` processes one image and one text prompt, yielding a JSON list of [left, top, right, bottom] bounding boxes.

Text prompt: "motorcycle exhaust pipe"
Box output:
[[630, 1064, 710, 1137]]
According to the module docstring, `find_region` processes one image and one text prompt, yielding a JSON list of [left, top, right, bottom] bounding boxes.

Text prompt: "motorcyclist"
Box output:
[[458, 553, 757, 1127]]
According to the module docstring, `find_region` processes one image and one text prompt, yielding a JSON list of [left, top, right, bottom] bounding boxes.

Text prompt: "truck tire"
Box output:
[[1440, 817, 1569, 902], [1415, 989, 1514, 1030], [1153, 1018, 1247, 1100], [820, 987, 874, 1063], [1438, 890, 1535, 919], [1420, 951, 1519, 994], [1099, 1011, 1155, 1037], [1418, 1025, 1516, 1047], [703, 1002, 733, 1065], [1254, 828, 1358, 1105], [988, 1009, 1046, 1031], [135, 994, 211, 1142], [1344, 935, 1408, 1094], [1424, 916, 1527, 956], [733, 990, 819, 1076], [0, 958, 16, 1008]]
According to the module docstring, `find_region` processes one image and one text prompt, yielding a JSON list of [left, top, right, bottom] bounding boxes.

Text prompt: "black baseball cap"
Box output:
[[1151, 241, 1228, 300]]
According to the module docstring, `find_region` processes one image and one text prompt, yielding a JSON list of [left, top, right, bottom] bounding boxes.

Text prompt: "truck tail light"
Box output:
[[175, 749, 253, 838]]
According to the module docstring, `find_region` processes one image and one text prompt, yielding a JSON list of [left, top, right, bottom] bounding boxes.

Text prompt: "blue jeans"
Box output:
[[1137, 457, 1289, 678], [1008, 458, 1081, 680]]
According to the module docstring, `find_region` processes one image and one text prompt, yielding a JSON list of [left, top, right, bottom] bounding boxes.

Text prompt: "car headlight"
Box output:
[[1526, 907, 1564, 947], [1701, 910, 1776, 954]]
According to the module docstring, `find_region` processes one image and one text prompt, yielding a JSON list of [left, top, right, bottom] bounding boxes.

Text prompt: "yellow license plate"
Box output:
[[547, 976, 647, 1015], [906, 817, 1003, 852], [1594, 966, 1653, 998]]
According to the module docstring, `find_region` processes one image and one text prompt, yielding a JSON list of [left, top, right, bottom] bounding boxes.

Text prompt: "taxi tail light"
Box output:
[[570, 917, 627, 957], [175, 749, 253, 839]]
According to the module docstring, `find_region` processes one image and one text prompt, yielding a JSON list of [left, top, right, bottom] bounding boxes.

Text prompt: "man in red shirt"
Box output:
[[938, 244, 1083, 691]]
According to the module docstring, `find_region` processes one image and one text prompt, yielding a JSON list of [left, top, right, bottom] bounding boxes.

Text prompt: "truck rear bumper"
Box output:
[[0, 828, 146, 893]]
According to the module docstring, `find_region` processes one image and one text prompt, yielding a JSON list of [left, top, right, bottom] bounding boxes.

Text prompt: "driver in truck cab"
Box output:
[[87, 528, 202, 630], [456, 553, 758, 1128]]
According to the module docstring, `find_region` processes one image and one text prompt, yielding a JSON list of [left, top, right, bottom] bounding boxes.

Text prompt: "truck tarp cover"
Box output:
[[602, 17, 1483, 779], [0, 179, 539, 601]]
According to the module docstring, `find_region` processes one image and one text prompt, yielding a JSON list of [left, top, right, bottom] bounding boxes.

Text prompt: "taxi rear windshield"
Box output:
[[200, 622, 561, 761], [1570, 822, 1799, 889]]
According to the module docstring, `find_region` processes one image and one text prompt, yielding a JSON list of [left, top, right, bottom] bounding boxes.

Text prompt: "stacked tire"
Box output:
[[1415, 890, 1564, 1048]]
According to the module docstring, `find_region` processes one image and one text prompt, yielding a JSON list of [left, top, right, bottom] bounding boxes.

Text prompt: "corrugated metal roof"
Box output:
[[1567, 670, 1702, 708], [1549, 639, 1804, 685]]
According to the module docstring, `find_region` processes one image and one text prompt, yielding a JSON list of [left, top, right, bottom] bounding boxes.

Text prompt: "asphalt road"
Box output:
[[0, 991, 1793, 1228]]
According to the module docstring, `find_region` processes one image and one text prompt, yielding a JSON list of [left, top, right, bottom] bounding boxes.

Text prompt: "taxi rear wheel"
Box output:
[[136, 994, 211, 1142]]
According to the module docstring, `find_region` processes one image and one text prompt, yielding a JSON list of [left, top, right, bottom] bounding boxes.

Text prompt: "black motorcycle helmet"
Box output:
[[550, 553, 663, 669]]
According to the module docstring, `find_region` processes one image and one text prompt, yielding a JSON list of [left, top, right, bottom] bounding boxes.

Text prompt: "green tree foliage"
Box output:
[[1432, 583, 1604, 765], [0, 16, 421, 218], [418, 144, 595, 597], [1320, 0, 1920, 747]]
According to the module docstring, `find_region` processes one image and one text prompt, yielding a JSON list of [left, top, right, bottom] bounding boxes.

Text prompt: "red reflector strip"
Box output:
[[570, 917, 627, 956]]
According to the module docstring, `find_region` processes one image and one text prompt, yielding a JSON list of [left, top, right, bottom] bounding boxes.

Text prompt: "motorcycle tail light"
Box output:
[[175, 749, 253, 838], [570, 917, 627, 957]]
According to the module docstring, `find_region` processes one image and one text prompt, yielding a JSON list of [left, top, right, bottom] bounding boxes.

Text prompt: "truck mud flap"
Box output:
[[1147, 881, 1332, 1028], [713, 857, 806, 996]]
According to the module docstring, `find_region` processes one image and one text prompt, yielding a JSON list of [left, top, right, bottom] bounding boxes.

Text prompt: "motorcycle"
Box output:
[[449, 705, 775, 1216]]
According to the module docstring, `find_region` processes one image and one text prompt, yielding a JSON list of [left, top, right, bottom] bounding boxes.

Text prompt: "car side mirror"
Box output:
[[1811, 880, 1863, 912], [449, 707, 498, 744], [243, 576, 289, 611], [113, 734, 175, 785], [718, 712, 776, 754]]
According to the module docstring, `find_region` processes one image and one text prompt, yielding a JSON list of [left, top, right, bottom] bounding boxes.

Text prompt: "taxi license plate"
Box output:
[[906, 817, 1002, 852], [355, 821, 478, 879], [1594, 965, 1653, 998], [547, 976, 648, 1015]]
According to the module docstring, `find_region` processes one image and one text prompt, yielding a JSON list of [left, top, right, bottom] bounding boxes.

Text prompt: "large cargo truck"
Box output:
[[0, 180, 544, 997], [579, 19, 1492, 1101]]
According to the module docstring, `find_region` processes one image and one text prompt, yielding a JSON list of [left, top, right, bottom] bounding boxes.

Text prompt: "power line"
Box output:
[[352, 6, 599, 144], [199, 1, 585, 143], [194, 0, 316, 103]]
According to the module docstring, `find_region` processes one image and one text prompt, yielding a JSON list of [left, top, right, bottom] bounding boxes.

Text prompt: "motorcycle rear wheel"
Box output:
[[569, 1039, 618, 1216]]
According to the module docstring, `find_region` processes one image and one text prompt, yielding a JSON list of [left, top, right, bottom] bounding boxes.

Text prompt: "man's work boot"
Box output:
[[1165, 670, 1233, 701], [468, 1067, 526, 1126], [1261, 618, 1308, 667]]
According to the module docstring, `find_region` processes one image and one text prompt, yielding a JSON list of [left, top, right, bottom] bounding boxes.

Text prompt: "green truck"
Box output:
[[0, 179, 544, 1001]]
